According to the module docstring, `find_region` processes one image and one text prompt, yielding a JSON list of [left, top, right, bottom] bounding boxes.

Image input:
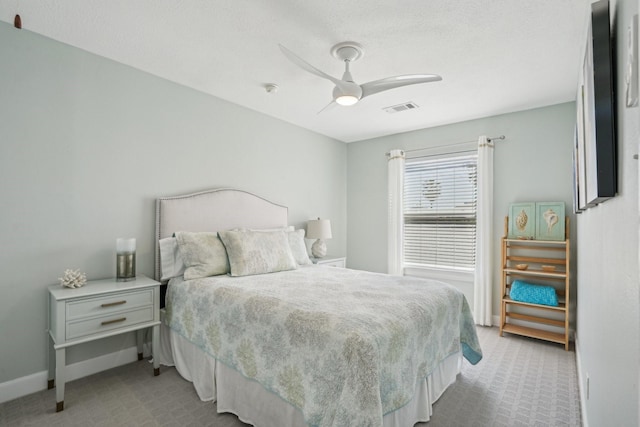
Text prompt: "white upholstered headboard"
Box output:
[[154, 188, 288, 281]]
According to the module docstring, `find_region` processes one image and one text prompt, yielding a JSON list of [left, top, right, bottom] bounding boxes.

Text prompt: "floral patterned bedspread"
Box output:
[[165, 266, 482, 427]]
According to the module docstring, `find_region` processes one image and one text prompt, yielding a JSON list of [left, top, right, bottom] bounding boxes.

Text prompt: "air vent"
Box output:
[[383, 102, 419, 114]]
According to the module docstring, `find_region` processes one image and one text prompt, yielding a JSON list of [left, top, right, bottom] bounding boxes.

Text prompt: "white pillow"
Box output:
[[174, 231, 230, 280], [158, 237, 186, 281], [218, 229, 297, 277], [288, 229, 312, 265]]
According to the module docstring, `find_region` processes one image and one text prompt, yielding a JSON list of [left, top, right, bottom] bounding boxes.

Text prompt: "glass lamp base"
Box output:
[[116, 253, 136, 282]]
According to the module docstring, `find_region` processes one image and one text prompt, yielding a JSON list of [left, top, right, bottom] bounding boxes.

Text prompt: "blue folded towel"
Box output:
[[509, 280, 558, 306]]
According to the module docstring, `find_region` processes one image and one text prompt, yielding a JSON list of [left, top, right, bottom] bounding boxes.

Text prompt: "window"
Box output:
[[403, 152, 477, 271]]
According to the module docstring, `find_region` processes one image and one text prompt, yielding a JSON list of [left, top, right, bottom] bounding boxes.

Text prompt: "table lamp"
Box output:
[[306, 218, 332, 258]]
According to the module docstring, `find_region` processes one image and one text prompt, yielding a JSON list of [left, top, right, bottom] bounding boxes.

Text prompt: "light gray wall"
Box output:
[[347, 103, 577, 316], [575, 0, 639, 425], [0, 22, 346, 383]]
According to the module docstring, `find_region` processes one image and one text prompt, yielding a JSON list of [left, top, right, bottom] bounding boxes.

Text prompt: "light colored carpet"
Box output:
[[0, 326, 581, 426]]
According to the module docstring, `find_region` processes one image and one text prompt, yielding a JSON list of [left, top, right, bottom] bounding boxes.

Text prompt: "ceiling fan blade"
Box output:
[[278, 44, 352, 93], [317, 100, 337, 114], [360, 74, 442, 98]]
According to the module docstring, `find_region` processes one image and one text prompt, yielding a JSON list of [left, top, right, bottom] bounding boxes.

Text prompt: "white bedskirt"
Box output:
[[158, 317, 461, 427]]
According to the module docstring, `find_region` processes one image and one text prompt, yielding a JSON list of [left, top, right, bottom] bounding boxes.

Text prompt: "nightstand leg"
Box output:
[[55, 348, 65, 411], [47, 336, 55, 389], [152, 324, 160, 376], [136, 329, 144, 360]]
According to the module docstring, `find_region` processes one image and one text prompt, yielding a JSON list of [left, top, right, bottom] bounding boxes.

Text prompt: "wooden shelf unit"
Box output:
[[499, 216, 570, 350]]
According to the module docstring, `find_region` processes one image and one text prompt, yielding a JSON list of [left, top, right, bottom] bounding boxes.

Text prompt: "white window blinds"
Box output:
[[404, 152, 478, 270]]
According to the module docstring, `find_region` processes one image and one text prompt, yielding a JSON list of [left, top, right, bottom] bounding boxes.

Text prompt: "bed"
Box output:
[[154, 188, 481, 427]]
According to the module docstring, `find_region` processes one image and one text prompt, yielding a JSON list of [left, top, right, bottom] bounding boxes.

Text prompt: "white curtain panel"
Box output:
[[473, 136, 494, 325], [387, 149, 405, 275]]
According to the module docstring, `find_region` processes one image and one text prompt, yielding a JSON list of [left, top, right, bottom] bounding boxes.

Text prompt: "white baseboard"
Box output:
[[492, 314, 500, 326], [574, 334, 589, 427], [0, 370, 49, 406], [0, 345, 144, 404]]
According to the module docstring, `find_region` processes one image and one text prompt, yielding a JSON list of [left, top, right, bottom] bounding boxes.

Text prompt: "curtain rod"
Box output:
[[385, 135, 505, 156]]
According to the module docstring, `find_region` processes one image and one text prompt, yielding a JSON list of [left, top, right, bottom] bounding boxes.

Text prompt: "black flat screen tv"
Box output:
[[577, 0, 617, 209]]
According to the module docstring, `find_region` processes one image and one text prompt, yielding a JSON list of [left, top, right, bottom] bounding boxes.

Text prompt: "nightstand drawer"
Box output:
[[66, 289, 153, 320], [66, 306, 154, 340]]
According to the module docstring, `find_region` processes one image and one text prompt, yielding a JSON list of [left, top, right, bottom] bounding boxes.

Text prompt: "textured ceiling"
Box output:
[[0, 1, 590, 142]]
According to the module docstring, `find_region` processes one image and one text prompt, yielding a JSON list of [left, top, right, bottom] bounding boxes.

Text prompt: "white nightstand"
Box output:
[[47, 275, 161, 412], [311, 256, 346, 268]]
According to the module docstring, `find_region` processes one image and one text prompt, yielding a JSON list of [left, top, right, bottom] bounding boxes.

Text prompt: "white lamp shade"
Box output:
[[306, 219, 332, 240]]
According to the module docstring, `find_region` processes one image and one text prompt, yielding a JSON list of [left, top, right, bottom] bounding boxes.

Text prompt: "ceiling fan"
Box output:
[[279, 41, 442, 108]]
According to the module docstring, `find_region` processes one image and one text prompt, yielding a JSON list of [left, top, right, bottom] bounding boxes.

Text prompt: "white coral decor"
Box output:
[[58, 269, 87, 288]]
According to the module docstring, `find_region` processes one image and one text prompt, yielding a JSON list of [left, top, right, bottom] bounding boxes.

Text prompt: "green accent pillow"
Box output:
[[218, 229, 297, 277], [174, 231, 230, 280]]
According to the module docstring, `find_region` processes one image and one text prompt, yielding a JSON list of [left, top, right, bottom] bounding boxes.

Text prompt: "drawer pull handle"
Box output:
[[101, 317, 127, 326], [101, 300, 126, 308]]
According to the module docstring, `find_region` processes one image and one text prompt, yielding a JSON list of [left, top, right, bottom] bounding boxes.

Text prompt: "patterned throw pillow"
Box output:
[[218, 229, 298, 276], [174, 231, 230, 280]]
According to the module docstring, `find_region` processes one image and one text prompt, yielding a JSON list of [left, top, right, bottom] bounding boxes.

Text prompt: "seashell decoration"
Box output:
[[543, 208, 559, 233], [515, 209, 528, 232], [58, 269, 87, 288]]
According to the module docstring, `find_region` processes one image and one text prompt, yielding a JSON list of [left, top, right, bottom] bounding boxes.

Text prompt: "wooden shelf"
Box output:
[[504, 311, 565, 328], [507, 255, 566, 264], [503, 268, 567, 279], [504, 238, 567, 246], [499, 216, 570, 351], [501, 297, 566, 312], [501, 324, 567, 344]]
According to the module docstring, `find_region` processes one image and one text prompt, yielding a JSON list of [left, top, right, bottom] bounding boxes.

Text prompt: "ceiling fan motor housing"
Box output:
[[333, 83, 362, 105]]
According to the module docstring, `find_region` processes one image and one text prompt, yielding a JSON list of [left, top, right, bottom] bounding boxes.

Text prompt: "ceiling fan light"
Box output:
[[335, 95, 359, 106]]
